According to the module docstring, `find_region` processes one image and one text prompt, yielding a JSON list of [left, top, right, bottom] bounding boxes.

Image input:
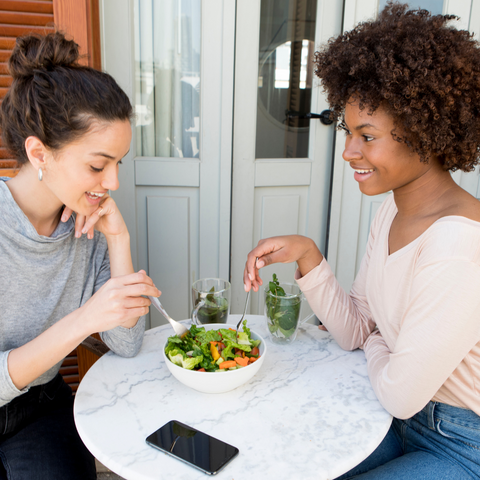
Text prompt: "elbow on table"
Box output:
[[378, 395, 425, 420], [100, 334, 144, 358], [335, 336, 365, 352], [112, 341, 143, 358]]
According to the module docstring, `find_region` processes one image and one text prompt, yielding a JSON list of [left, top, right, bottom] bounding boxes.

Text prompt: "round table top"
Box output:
[[74, 315, 392, 480]]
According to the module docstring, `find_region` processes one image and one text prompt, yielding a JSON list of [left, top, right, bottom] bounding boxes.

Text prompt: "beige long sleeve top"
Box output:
[[296, 194, 480, 419]]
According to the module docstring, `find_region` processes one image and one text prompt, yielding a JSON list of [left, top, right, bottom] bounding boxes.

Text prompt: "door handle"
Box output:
[[286, 109, 334, 125]]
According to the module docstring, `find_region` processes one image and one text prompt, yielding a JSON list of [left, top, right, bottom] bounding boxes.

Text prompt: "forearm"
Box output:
[[7, 308, 91, 391], [105, 231, 134, 278], [105, 232, 140, 329], [296, 259, 376, 350]]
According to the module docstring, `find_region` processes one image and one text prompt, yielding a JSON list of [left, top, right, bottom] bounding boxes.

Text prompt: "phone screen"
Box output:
[[145, 420, 239, 475]]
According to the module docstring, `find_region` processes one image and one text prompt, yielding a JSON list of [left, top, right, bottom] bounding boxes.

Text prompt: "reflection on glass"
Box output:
[[274, 40, 311, 89], [378, 0, 443, 14], [134, 0, 201, 158], [256, 0, 317, 159]]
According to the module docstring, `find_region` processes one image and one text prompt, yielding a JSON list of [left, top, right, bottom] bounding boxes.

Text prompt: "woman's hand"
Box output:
[[79, 270, 160, 334], [244, 235, 323, 292], [61, 194, 127, 240]]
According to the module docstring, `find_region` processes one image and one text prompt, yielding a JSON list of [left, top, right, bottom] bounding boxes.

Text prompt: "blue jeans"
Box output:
[[337, 402, 480, 479], [0, 374, 96, 480]]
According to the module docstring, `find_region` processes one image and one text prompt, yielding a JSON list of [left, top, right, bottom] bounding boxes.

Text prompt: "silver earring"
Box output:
[[38, 168, 43, 181]]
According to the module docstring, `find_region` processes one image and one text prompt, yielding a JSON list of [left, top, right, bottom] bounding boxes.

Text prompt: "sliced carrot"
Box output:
[[235, 356, 249, 367], [228, 328, 236, 331], [219, 360, 237, 369], [249, 357, 258, 363]]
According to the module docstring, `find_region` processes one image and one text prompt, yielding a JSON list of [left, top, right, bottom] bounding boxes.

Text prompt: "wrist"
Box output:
[[69, 305, 96, 339], [105, 231, 134, 277], [104, 229, 130, 248], [296, 238, 323, 277]]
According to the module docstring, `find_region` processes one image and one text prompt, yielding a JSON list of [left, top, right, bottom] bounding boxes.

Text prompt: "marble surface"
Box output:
[[74, 315, 392, 480]]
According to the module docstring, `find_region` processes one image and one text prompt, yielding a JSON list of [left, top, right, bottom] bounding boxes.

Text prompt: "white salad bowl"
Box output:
[[163, 323, 267, 394]]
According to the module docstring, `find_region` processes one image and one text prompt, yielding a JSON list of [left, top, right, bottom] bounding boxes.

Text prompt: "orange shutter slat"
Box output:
[[0, 160, 17, 168], [0, 37, 14, 49], [0, 75, 11, 86], [0, 11, 54, 26], [0, 24, 55, 36], [0, 1, 53, 15]]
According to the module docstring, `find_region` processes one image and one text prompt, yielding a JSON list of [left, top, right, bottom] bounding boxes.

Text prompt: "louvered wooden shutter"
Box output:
[[0, 0, 55, 178]]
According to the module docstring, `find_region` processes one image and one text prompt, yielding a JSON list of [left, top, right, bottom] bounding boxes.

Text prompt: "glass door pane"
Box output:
[[255, 0, 317, 158], [134, 0, 201, 158]]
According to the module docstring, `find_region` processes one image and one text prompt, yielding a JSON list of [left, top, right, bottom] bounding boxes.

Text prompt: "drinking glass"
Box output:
[[191, 278, 231, 325], [264, 283, 315, 344]]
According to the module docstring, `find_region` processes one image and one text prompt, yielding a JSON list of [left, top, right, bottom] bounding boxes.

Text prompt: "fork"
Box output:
[[148, 296, 190, 339], [235, 290, 251, 343]]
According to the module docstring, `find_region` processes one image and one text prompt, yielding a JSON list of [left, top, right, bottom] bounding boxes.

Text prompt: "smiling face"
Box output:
[[42, 120, 132, 215], [342, 101, 436, 197]]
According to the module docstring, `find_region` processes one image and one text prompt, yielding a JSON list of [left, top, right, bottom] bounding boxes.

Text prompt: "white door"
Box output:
[[328, 0, 480, 292], [230, 0, 344, 314], [100, 0, 235, 327]]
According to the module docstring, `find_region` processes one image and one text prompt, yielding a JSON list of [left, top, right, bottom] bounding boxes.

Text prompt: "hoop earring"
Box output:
[[38, 168, 43, 182]]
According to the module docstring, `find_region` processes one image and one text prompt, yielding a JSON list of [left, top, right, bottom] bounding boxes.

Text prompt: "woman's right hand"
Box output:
[[79, 270, 160, 334], [244, 235, 323, 292]]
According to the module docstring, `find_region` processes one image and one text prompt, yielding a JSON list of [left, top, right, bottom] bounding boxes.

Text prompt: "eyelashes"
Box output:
[[338, 121, 351, 135], [90, 160, 122, 173]]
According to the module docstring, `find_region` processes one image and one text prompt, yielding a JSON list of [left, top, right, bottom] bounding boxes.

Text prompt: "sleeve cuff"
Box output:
[[0, 351, 29, 407], [101, 316, 146, 357], [295, 258, 333, 292]]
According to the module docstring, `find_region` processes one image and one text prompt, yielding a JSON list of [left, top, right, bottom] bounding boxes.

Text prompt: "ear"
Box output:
[[24, 136, 50, 172]]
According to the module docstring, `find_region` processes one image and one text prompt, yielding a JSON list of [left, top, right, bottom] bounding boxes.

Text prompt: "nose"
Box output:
[[342, 136, 362, 163], [101, 164, 120, 191]]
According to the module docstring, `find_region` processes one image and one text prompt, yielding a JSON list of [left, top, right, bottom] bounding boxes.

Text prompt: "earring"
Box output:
[[38, 168, 43, 181]]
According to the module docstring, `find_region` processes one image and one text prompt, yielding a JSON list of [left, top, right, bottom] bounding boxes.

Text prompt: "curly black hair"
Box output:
[[314, 2, 480, 172]]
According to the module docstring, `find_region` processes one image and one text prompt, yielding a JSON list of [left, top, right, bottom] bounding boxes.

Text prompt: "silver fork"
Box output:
[[148, 296, 190, 339], [235, 290, 251, 343]]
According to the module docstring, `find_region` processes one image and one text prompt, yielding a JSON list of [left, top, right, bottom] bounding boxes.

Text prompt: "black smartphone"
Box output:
[[145, 420, 239, 475]]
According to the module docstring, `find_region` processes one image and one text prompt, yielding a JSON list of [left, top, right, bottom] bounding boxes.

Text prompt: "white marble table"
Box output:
[[74, 315, 392, 480]]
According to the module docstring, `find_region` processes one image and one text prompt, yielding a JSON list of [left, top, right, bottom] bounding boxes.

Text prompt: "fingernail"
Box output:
[[81, 227, 87, 234], [61, 214, 67, 222], [244, 283, 248, 292], [257, 260, 264, 268], [248, 273, 254, 281], [75, 231, 81, 238]]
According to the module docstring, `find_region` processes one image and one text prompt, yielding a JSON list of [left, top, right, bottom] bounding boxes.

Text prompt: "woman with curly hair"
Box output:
[[244, 3, 480, 478], [0, 32, 161, 478]]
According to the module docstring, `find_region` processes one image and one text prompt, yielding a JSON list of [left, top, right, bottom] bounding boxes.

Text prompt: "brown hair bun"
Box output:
[[8, 32, 79, 79]]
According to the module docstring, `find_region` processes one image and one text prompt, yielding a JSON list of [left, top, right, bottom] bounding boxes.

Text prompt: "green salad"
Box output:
[[165, 320, 261, 372]]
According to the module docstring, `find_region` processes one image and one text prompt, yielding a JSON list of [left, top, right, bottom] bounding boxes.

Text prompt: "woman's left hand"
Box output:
[[61, 195, 127, 240]]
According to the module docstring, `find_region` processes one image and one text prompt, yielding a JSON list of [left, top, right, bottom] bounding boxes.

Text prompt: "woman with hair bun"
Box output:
[[245, 3, 480, 478], [0, 32, 160, 478]]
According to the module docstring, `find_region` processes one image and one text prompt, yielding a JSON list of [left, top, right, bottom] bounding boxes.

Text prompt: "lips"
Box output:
[[85, 191, 105, 205], [351, 166, 375, 183], [351, 166, 375, 174], [86, 191, 105, 199]]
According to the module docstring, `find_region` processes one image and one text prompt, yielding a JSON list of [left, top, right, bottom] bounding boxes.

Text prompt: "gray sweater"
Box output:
[[0, 179, 145, 406]]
